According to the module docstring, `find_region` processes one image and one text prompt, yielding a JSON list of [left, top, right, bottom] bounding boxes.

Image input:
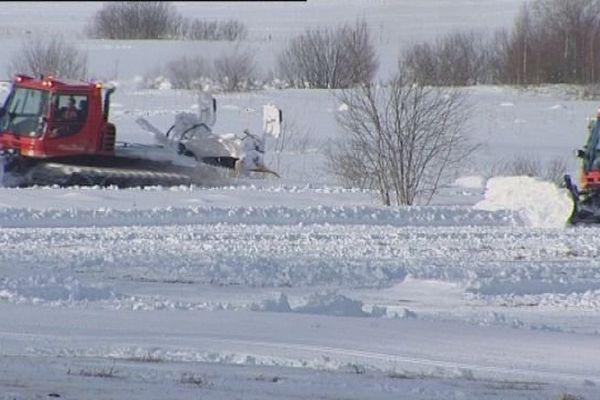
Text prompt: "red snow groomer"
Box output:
[[0, 74, 241, 187]]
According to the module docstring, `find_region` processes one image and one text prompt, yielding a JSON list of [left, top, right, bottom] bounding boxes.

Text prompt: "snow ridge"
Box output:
[[0, 204, 521, 228]]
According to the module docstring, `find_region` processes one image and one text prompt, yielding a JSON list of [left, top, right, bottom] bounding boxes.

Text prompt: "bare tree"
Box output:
[[213, 47, 257, 92], [493, 0, 600, 84], [88, 2, 247, 42], [404, 0, 600, 86], [277, 20, 378, 89], [166, 55, 211, 90], [88, 1, 179, 39], [400, 42, 437, 85], [7, 34, 87, 80], [217, 19, 248, 41], [340, 20, 379, 87], [187, 20, 219, 41], [491, 2, 536, 84], [402, 29, 490, 86], [488, 28, 514, 84], [491, 154, 568, 185], [177, 18, 247, 41], [327, 73, 475, 206]]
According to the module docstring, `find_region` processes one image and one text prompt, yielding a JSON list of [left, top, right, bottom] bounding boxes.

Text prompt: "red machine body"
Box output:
[[0, 74, 115, 160]]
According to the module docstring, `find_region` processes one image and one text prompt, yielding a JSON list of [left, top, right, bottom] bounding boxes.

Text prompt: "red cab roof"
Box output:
[[13, 74, 96, 91]]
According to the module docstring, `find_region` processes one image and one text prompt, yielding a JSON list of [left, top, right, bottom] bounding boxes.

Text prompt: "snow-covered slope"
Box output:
[[1, 179, 599, 399], [1, 2, 599, 400]]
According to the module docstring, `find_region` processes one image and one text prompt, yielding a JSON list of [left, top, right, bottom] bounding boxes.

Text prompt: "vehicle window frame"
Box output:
[[0, 87, 49, 137], [47, 93, 89, 139]]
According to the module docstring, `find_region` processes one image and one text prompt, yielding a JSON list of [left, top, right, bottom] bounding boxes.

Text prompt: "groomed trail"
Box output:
[[0, 181, 599, 399]]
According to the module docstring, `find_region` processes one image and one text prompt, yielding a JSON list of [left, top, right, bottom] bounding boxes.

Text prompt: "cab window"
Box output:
[[48, 94, 89, 138], [0, 87, 49, 136]]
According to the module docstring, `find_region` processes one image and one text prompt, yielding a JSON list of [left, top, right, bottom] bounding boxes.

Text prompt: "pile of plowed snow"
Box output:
[[474, 176, 573, 228]]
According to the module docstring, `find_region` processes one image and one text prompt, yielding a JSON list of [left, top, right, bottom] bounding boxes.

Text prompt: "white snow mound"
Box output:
[[474, 176, 573, 228]]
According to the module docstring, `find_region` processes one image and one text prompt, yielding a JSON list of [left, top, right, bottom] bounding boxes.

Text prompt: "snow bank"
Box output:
[[293, 292, 368, 317], [251, 293, 292, 313], [474, 176, 573, 228], [253, 292, 421, 319], [253, 292, 384, 318], [0, 276, 114, 305]]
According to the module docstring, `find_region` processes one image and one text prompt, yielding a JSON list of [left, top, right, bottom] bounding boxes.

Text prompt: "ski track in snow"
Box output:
[[1, 302, 599, 399]]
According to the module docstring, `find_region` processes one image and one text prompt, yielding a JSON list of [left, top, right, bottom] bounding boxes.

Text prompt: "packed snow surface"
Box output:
[[1, 1, 600, 400], [1, 181, 600, 400]]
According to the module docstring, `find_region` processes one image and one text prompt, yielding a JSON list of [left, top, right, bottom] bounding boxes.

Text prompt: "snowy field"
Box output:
[[1, 1, 600, 399]]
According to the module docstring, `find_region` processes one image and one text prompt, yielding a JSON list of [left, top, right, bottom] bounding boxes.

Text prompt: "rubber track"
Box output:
[[27, 162, 192, 187]]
